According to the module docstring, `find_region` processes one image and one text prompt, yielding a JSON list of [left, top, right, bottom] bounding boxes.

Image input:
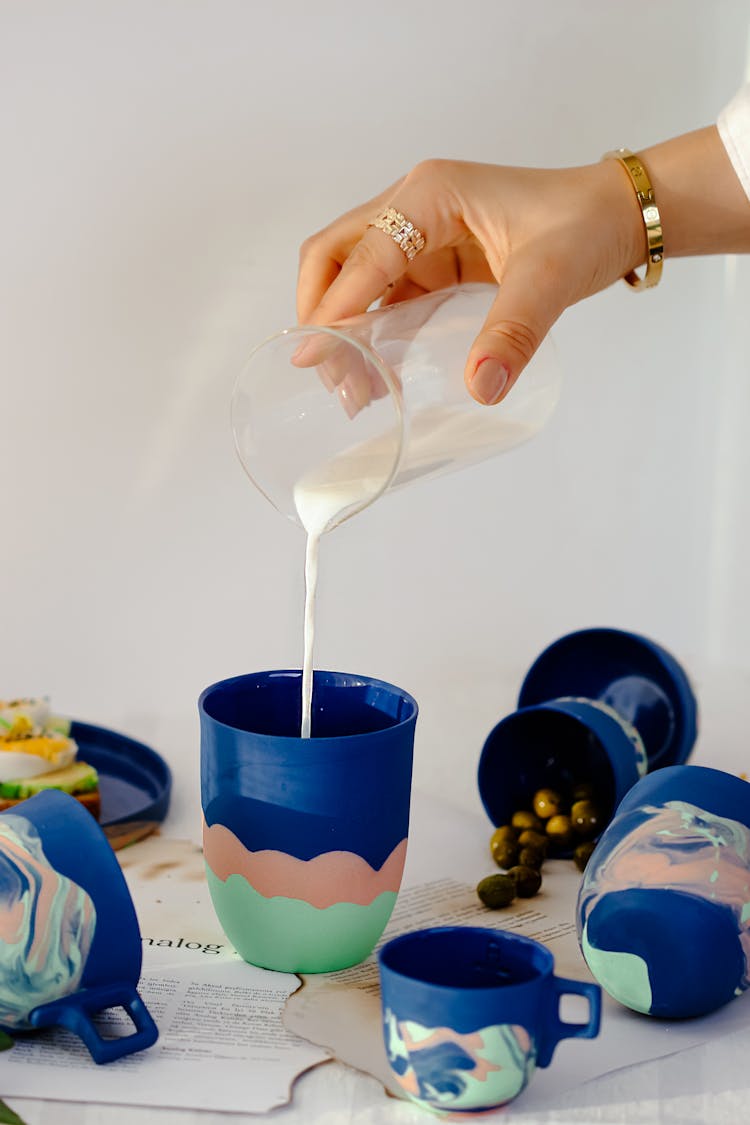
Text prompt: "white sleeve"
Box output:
[[717, 82, 750, 201]]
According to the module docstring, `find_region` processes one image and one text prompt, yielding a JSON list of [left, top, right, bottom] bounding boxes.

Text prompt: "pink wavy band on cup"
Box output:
[[203, 819, 407, 909]]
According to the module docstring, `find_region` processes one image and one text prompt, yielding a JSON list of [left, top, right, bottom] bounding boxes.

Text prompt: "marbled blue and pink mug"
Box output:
[[0, 789, 158, 1062], [200, 669, 417, 973], [577, 765, 750, 1018], [379, 926, 601, 1114]]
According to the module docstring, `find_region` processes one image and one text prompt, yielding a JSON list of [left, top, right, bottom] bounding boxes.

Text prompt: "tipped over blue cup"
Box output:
[[577, 765, 750, 1018], [478, 628, 698, 853]]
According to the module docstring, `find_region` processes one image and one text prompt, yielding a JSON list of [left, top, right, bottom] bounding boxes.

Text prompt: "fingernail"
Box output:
[[317, 362, 336, 392], [338, 383, 360, 419], [471, 358, 509, 405], [291, 341, 310, 365]]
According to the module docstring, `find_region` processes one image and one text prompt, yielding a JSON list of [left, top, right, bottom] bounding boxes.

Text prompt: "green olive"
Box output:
[[490, 824, 518, 846], [533, 788, 563, 820], [574, 841, 597, 872], [571, 799, 603, 840], [507, 865, 542, 897], [511, 810, 544, 833], [477, 874, 517, 909], [545, 814, 574, 850], [518, 845, 545, 870], [572, 782, 595, 803], [517, 829, 549, 856], [491, 840, 519, 869]]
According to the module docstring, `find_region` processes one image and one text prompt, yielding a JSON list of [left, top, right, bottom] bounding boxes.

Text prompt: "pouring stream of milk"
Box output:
[[295, 471, 385, 738], [293, 406, 538, 738]]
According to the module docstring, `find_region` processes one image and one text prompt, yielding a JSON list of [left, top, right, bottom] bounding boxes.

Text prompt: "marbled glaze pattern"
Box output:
[[0, 813, 97, 1029], [579, 799, 750, 1009], [384, 1008, 536, 1112], [559, 696, 648, 777]]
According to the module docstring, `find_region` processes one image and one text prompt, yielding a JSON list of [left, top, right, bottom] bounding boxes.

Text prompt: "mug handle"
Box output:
[[28, 983, 158, 1064], [537, 976, 601, 1068]]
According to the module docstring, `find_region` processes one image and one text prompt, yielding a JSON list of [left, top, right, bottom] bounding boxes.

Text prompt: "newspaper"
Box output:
[[0, 837, 329, 1112]]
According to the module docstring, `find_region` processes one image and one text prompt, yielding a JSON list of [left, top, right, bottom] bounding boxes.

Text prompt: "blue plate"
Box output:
[[70, 720, 172, 849]]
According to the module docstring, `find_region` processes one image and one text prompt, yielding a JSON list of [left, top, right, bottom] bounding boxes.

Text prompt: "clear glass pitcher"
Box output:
[[231, 284, 561, 534]]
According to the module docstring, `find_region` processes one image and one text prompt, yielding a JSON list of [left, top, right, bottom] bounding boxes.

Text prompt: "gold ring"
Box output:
[[368, 207, 426, 261]]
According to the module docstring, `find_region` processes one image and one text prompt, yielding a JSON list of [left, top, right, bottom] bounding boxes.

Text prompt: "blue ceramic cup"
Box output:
[[478, 628, 698, 854], [517, 628, 697, 771], [379, 926, 601, 1114], [0, 789, 158, 1062], [577, 765, 750, 1018], [479, 697, 648, 854], [200, 669, 418, 974]]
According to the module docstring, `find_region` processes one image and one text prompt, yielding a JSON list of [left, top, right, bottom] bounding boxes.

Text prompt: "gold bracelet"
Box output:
[[603, 148, 664, 290]]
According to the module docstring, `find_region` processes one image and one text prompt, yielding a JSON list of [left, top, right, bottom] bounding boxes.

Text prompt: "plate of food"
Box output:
[[0, 698, 172, 849]]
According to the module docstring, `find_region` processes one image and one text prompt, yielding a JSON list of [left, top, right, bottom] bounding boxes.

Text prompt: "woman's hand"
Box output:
[[297, 158, 645, 405]]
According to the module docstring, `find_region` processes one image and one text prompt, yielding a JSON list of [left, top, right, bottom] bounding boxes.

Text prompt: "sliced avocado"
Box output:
[[0, 760, 99, 800]]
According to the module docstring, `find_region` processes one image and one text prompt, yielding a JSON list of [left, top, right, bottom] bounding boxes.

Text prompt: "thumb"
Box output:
[[465, 256, 564, 405]]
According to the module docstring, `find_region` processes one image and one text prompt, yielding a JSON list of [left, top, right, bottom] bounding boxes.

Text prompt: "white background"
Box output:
[[2, 0, 750, 837]]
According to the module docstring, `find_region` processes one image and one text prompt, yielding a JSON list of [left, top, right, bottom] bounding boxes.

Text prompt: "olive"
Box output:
[[511, 810, 544, 833], [517, 829, 549, 856], [490, 824, 518, 845], [573, 841, 597, 872], [572, 782, 595, 803], [507, 865, 542, 897], [491, 840, 519, 870], [571, 799, 602, 840], [533, 788, 563, 820], [545, 814, 574, 850], [518, 845, 545, 870], [477, 874, 517, 909]]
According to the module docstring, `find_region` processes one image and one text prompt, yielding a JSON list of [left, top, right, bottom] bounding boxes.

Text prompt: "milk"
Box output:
[[293, 406, 538, 738], [299, 529, 320, 740]]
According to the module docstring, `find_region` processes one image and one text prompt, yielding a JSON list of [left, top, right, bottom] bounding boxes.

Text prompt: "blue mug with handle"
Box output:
[[0, 789, 158, 1062], [378, 926, 601, 1113]]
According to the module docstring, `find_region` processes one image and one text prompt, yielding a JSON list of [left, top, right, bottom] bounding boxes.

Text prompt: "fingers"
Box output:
[[298, 224, 406, 325], [290, 329, 342, 370], [296, 177, 405, 324], [380, 278, 429, 307], [380, 241, 493, 307], [464, 250, 567, 405], [297, 251, 341, 324], [453, 238, 496, 285], [291, 330, 392, 421], [337, 362, 391, 418], [307, 220, 418, 325], [298, 162, 464, 327]]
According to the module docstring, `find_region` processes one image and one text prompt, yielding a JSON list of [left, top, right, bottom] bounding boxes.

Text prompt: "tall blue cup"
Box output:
[[379, 926, 601, 1113], [577, 765, 750, 1018], [200, 669, 417, 973], [0, 790, 158, 1062]]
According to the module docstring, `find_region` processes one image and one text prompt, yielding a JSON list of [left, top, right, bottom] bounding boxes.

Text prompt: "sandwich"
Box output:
[[0, 698, 100, 818]]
